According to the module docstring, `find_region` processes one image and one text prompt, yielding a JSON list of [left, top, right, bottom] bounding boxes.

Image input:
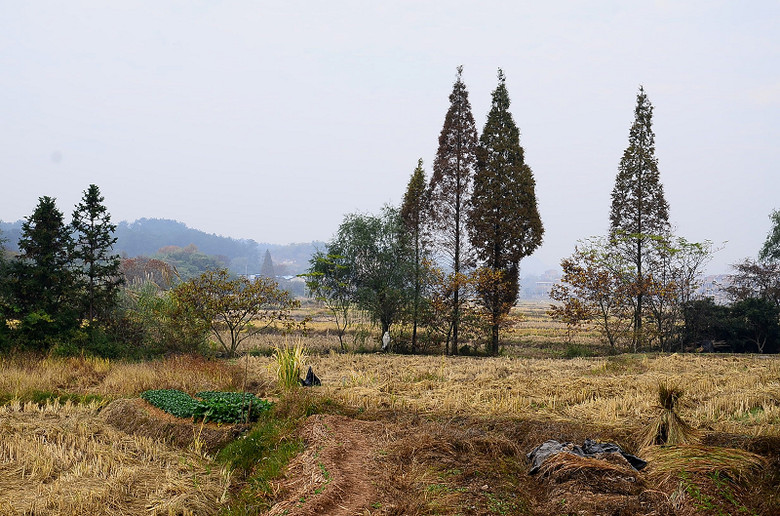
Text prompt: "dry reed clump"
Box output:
[[241, 353, 780, 436], [0, 401, 231, 515], [271, 341, 307, 390]]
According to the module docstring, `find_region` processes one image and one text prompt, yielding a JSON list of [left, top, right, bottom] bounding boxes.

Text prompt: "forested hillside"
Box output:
[[1, 218, 321, 276]]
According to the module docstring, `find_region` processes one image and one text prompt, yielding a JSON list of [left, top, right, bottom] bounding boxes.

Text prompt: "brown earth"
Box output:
[[267, 414, 385, 516]]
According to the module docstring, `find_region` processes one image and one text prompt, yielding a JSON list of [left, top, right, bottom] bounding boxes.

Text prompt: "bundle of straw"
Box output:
[[639, 381, 699, 449]]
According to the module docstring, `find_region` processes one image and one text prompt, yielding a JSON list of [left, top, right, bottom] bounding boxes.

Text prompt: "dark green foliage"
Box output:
[[682, 299, 732, 345], [759, 209, 780, 263], [730, 297, 779, 354], [140, 389, 272, 423], [0, 232, 9, 351], [609, 86, 670, 239], [469, 69, 543, 354], [609, 87, 670, 350], [196, 391, 273, 424], [682, 297, 780, 353], [70, 184, 123, 325], [428, 66, 479, 354], [141, 389, 202, 419], [11, 196, 77, 345], [50, 326, 124, 358]]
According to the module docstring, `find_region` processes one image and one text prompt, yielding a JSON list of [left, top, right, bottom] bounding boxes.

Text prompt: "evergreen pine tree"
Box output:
[[609, 86, 670, 350], [14, 196, 75, 335], [260, 249, 276, 278], [400, 158, 429, 353], [71, 184, 123, 325], [469, 69, 543, 354], [428, 66, 479, 355]]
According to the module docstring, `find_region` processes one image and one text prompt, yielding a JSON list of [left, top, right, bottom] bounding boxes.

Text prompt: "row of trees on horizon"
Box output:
[[305, 70, 780, 355]]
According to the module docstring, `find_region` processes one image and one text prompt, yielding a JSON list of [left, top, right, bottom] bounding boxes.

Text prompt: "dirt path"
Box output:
[[267, 414, 384, 516]]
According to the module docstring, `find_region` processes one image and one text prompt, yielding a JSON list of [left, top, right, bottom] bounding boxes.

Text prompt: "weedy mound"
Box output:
[[642, 444, 770, 515], [100, 398, 249, 453]]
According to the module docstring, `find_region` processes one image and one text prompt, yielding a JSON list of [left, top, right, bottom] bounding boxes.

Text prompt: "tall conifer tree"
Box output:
[[71, 184, 123, 325], [469, 69, 543, 354], [609, 86, 670, 350], [401, 158, 429, 353], [260, 249, 276, 278], [428, 66, 479, 355], [14, 196, 74, 329]]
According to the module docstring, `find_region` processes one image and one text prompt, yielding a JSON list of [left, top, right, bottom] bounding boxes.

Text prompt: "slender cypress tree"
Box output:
[[609, 86, 670, 351], [428, 66, 479, 355], [260, 249, 276, 278], [469, 69, 543, 354], [71, 184, 123, 325], [400, 158, 429, 353]]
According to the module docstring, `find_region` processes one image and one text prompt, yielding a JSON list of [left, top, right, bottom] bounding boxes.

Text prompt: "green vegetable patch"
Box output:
[[140, 389, 272, 424]]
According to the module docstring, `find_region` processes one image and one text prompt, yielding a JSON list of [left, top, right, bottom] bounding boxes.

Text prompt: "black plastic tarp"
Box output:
[[527, 438, 647, 474]]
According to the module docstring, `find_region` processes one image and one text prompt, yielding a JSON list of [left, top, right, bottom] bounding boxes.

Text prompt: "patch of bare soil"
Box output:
[[100, 398, 250, 453], [267, 414, 384, 516]]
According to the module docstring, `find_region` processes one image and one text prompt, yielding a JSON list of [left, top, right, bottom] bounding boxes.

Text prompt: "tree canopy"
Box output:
[[172, 268, 299, 357]]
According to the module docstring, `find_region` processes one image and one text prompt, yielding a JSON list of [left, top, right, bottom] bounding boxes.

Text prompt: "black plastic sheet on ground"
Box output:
[[527, 438, 647, 474]]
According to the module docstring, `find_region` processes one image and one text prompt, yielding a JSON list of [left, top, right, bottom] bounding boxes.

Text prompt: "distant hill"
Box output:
[[0, 217, 322, 276]]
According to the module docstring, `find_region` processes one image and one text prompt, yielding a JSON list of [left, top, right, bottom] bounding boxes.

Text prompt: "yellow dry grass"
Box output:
[[245, 352, 780, 436], [0, 354, 242, 399], [0, 400, 231, 515]]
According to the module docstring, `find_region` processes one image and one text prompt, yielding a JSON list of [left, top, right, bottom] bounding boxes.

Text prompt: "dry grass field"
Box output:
[[244, 352, 780, 438], [0, 304, 778, 515]]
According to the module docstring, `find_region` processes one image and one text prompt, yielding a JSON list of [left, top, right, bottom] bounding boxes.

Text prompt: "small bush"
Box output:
[[562, 343, 594, 358]]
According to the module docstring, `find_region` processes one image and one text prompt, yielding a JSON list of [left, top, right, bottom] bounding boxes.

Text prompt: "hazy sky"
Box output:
[[1, 1, 778, 273]]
